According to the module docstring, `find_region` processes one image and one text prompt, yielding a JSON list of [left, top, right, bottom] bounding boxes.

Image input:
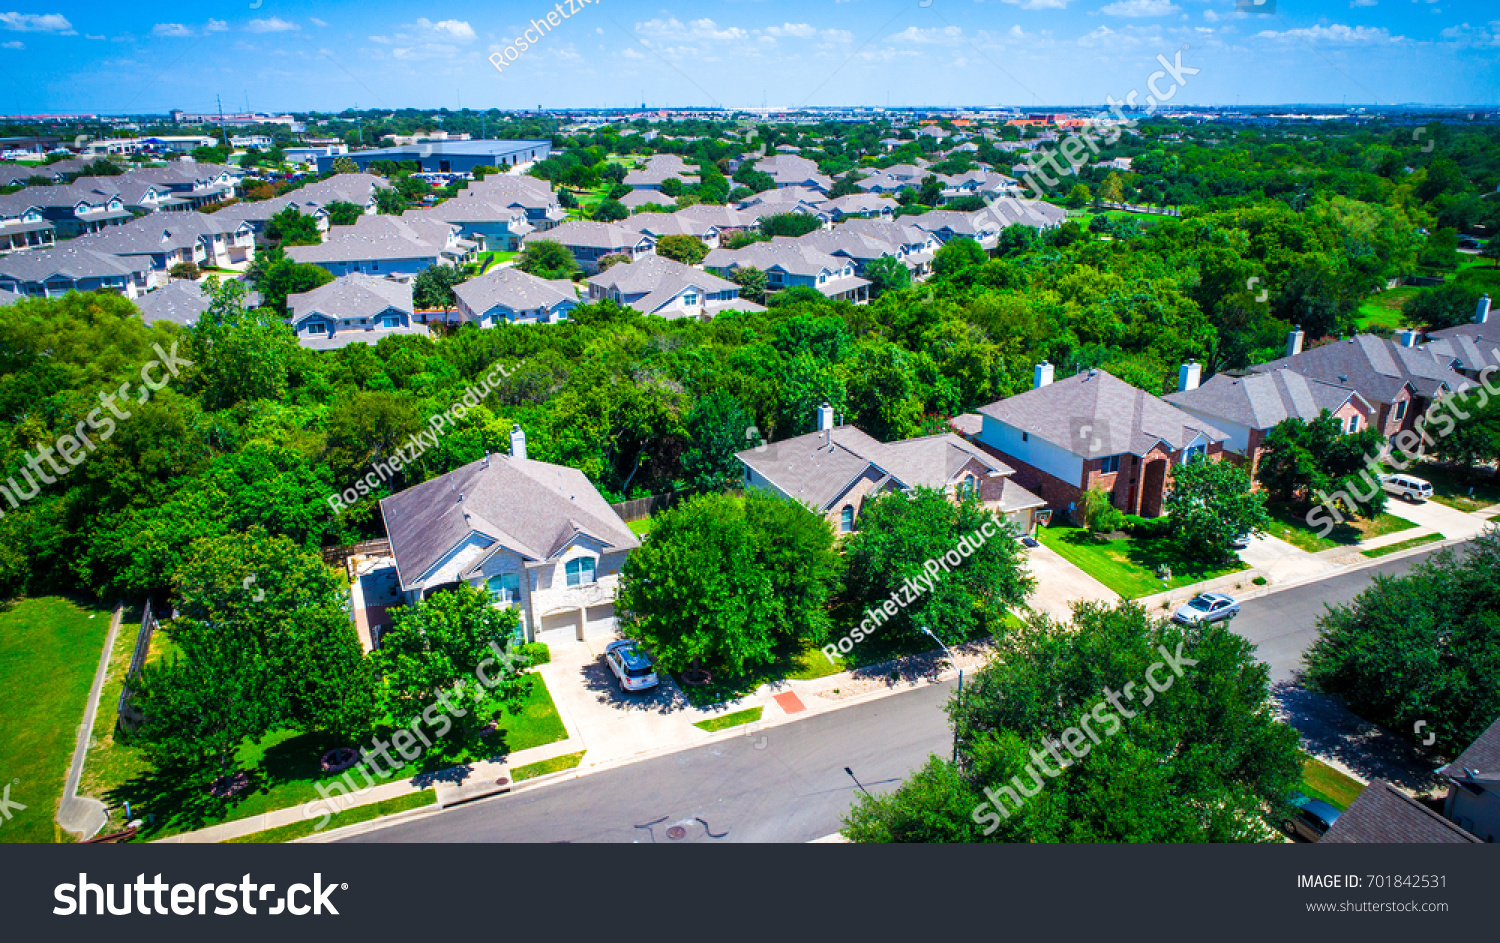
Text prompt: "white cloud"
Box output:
[[392, 42, 457, 60], [0, 12, 73, 33], [1204, 9, 1221, 21], [621, 46, 646, 59], [998, 0, 1074, 8], [152, 23, 194, 38], [636, 17, 749, 42], [1255, 23, 1402, 43], [309, 17, 328, 28], [1350, 0, 1377, 6], [84, 33, 103, 40], [1439, 21, 1500, 45], [414, 18, 475, 41], [886, 25, 966, 44], [765, 23, 816, 38], [1101, 0, 1180, 16], [0, 40, 20, 49], [246, 17, 300, 33], [205, 19, 227, 33]]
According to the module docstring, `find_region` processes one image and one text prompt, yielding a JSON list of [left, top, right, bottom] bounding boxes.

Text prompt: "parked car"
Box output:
[[1229, 531, 1252, 550], [1380, 473, 1433, 503], [1171, 592, 1240, 625], [1283, 793, 1341, 842], [604, 639, 659, 693]]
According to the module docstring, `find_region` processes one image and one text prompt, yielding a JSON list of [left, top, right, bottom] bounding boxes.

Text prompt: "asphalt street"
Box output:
[[344, 544, 1456, 843]]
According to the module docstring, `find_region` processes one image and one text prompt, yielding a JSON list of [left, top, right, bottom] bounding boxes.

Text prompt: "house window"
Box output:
[[683, 292, 698, 306], [1346, 415, 1360, 434], [1100, 454, 1121, 474], [565, 557, 596, 587], [957, 475, 979, 498], [1182, 444, 1207, 464], [1021, 431, 1029, 442], [380, 315, 401, 329], [840, 506, 855, 533], [1394, 401, 1408, 421], [487, 572, 520, 603], [306, 322, 327, 336]]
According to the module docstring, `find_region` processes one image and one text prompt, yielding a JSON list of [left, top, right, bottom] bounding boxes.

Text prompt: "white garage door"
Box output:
[[537, 609, 582, 645], [583, 604, 617, 639]]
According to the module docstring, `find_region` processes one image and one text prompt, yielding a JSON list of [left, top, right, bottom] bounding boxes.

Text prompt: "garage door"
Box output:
[[583, 604, 617, 639], [537, 609, 582, 645]]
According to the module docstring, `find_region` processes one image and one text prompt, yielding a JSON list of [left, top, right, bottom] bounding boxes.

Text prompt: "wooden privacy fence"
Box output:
[[609, 489, 696, 523], [321, 538, 392, 565], [116, 599, 159, 732]]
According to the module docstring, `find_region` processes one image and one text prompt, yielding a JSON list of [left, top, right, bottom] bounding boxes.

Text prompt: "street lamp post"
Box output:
[[920, 626, 963, 765]]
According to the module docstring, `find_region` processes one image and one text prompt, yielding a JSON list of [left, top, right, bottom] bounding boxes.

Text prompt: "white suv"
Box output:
[[1380, 474, 1434, 503]]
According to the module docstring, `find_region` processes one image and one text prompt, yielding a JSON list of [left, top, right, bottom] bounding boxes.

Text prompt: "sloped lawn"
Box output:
[[1034, 525, 1247, 599]]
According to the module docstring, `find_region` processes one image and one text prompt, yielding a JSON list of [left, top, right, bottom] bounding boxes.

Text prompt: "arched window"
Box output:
[[840, 506, 855, 533]]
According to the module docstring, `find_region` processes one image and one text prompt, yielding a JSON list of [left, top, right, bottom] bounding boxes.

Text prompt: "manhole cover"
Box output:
[[496, 777, 510, 787], [666, 825, 687, 840]]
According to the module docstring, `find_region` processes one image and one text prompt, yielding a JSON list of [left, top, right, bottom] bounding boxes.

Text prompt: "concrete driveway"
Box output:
[[1234, 532, 1338, 584], [1382, 494, 1492, 540], [1022, 541, 1120, 622]]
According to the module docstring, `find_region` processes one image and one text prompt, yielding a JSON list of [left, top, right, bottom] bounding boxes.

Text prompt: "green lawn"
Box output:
[[1362, 533, 1445, 558], [475, 251, 516, 274], [1033, 525, 1247, 599], [1300, 757, 1364, 811], [225, 789, 437, 843], [512, 751, 586, 782], [0, 597, 114, 843], [91, 672, 567, 841], [626, 517, 653, 538], [1263, 503, 1416, 552], [1356, 285, 1419, 331], [1407, 462, 1500, 513], [693, 707, 764, 733]]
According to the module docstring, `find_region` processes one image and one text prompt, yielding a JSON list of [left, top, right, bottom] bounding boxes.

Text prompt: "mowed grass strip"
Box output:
[[0, 597, 114, 843], [225, 789, 438, 843], [1362, 533, 1445, 558], [512, 751, 586, 782], [1300, 757, 1364, 811], [693, 707, 764, 733]]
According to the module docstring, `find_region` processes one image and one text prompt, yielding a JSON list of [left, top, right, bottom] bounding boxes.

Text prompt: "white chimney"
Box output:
[[1033, 361, 1055, 389], [816, 402, 835, 432], [1478, 295, 1491, 325], [1397, 328, 1418, 348], [509, 424, 527, 460], [1287, 327, 1304, 358], [1177, 361, 1202, 393]]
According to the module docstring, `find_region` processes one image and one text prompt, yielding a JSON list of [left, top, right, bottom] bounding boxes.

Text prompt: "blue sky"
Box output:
[[1, 1, 1497, 114]]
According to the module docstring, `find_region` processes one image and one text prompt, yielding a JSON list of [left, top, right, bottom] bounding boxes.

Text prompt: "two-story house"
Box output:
[[585, 254, 760, 319], [285, 273, 429, 349], [454, 267, 579, 326], [1438, 713, 1500, 843], [525, 221, 655, 276], [703, 240, 869, 304], [379, 428, 641, 645], [0, 242, 151, 298], [287, 215, 471, 279]]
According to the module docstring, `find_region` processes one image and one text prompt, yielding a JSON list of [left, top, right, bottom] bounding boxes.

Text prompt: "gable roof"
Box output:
[[454, 266, 578, 315], [1164, 368, 1370, 431], [1439, 713, 1500, 787], [586, 254, 739, 316], [1255, 334, 1471, 404], [380, 452, 639, 588], [978, 369, 1228, 458], [527, 220, 651, 252], [1421, 322, 1500, 376], [703, 240, 848, 278], [623, 154, 698, 188], [0, 242, 145, 283], [1321, 780, 1481, 844], [287, 273, 414, 323], [736, 425, 1011, 513]]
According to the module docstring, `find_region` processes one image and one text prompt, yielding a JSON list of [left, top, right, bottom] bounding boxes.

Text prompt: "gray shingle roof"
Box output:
[[1164, 368, 1366, 431], [1321, 780, 1481, 844], [736, 425, 1011, 513], [380, 452, 639, 588], [454, 267, 577, 315], [623, 154, 697, 188], [525, 221, 651, 252], [1422, 322, 1500, 375], [978, 369, 1228, 458], [0, 242, 144, 281], [287, 273, 413, 323], [703, 240, 848, 279], [1439, 713, 1500, 785], [1255, 334, 1471, 404], [586, 254, 738, 316], [134, 279, 209, 326]]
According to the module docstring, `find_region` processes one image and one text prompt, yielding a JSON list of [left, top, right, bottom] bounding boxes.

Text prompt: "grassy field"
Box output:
[[1300, 757, 1364, 811], [91, 672, 567, 841], [1263, 503, 1416, 552], [225, 789, 437, 843], [1362, 533, 1445, 558], [512, 751, 586, 782], [1356, 285, 1419, 331], [1408, 462, 1500, 513], [1033, 525, 1247, 599], [0, 597, 114, 843], [693, 707, 764, 733]]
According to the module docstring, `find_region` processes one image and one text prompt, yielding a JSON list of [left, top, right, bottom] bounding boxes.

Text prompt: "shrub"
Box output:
[[518, 642, 551, 667]]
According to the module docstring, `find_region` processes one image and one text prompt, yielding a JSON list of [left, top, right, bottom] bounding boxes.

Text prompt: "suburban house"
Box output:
[[284, 273, 429, 349], [822, 193, 896, 221], [736, 404, 1046, 535], [316, 139, 552, 174], [1321, 779, 1482, 844], [754, 154, 832, 193], [287, 215, 471, 279], [585, 254, 761, 319], [1437, 713, 1500, 844], [673, 203, 766, 234], [0, 243, 150, 298], [379, 430, 640, 645], [623, 154, 697, 192], [703, 240, 870, 304], [453, 267, 579, 326], [461, 175, 567, 232], [1253, 330, 1472, 437], [70, 212, 257, 288], [132, 278, 258, 327], [526, 221, 656, 275], [0, 191, 55, 252], [735, 187, 832, 226], [1422, 295, 1498, 382], [970, 364, 1229, 518], [781, 230, 912, 280], [412, 199, 535, 252], [939, 169, 1021, 203], [618, 189, 676, 212], [838, 218, 940, 278], [24, 182, 134, 237], [214, 173, 391, 237], [1163, 363, 1375, 478], [617, 211, 722, 249]]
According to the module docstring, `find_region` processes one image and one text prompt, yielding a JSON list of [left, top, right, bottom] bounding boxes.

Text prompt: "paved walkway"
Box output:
[[56, 602, 123, 840]]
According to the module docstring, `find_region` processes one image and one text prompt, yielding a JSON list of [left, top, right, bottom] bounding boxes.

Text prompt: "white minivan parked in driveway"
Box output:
[[1380, 473, 1434, 503]]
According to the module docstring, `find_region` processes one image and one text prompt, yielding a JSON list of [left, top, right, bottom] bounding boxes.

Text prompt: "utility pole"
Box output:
[[215, 94, 229, 149]]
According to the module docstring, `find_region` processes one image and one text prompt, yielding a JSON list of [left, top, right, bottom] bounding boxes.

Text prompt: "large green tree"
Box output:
[[1165, 457, 1268, 560], [188, 277, 299, 409], [516, 239, 580, 280]]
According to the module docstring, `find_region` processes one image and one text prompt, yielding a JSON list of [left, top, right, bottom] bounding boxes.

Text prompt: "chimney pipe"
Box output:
[[817, 402, 835, 432], [1478, 294, 1491, 325], [510, 423, 527, 461], [1286, 326, 1304, 358], [1177, 361, 1201, 393], [1033, 361, 1055, 389]]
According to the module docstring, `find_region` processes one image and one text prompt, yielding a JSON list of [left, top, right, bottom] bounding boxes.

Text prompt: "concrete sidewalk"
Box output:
[[56, 603, 123, 841]]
